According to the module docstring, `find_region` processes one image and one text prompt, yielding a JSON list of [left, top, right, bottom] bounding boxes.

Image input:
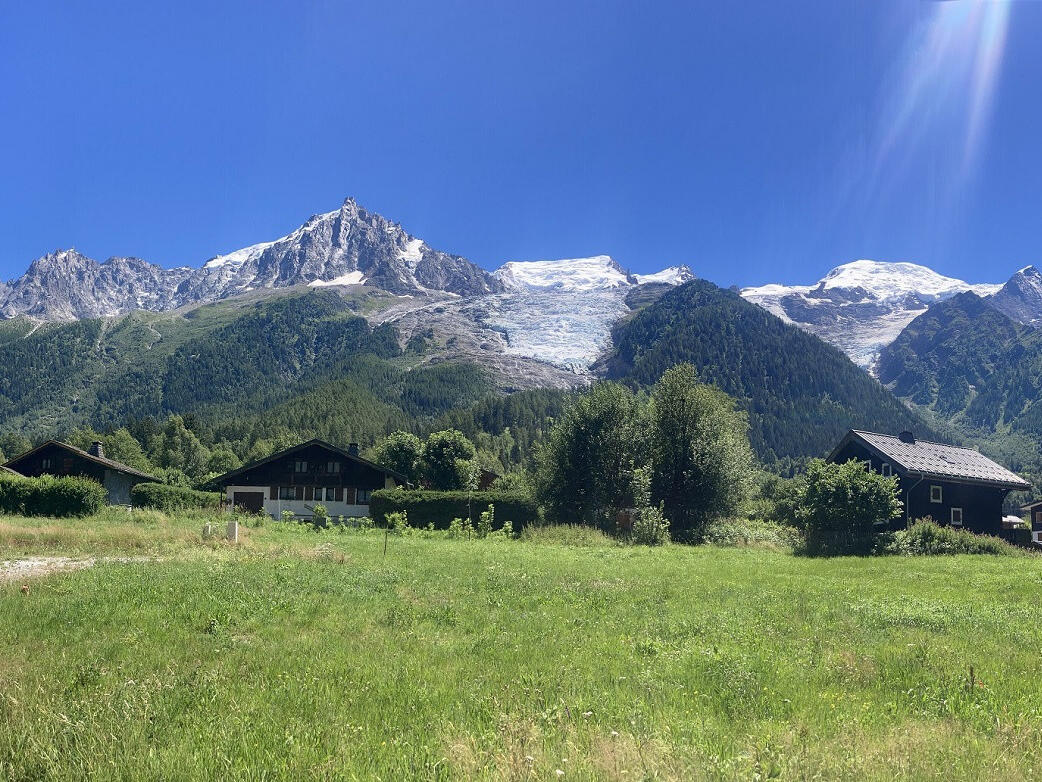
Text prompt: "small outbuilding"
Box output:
[[3, 440, 159, 504], [827, 430, 1031, 535], [212, 439, 407, 519]]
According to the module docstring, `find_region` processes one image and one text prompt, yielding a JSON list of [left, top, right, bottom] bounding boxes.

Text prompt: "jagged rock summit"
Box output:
[[0, 198, 502, 320]]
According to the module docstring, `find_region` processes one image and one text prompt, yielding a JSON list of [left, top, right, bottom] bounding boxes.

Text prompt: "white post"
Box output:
[[202, 522, 213, 539], [226, 519, 239, 543]]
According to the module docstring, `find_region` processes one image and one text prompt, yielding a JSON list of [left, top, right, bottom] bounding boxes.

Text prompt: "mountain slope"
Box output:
[[742, 260, 1002, 371], [598, 279, 930, 466], [0, 198, 501, 321], [877, 292, 1042, 434]]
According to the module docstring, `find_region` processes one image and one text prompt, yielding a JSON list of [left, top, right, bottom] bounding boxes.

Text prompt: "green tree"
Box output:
[[68, 427, 155, 473], [207, 446, 242, 475], [0, 433, 31, 460], [793, 459, 902, 556], [648, 364, 754, 541], [369, 431, 423, 484], [533, 382, 646, 527], [153, 416, 212, 482], [420, 430, 477, 490]]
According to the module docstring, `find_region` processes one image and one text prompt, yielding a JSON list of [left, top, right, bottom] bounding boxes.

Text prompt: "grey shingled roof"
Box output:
[[847, 430, 1030, 490]]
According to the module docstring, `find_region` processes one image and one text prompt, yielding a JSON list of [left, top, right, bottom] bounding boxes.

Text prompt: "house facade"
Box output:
[[827, 430, 1031, 535], [213, 439, 407, 519], [3, 440, 159, 504]]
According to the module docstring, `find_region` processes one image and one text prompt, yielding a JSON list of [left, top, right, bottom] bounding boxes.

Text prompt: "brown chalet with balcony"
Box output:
[[212, 439, 407, 518], [827, 430, 1031, 535]]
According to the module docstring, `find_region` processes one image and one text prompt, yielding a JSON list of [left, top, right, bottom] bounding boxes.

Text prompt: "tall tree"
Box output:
[[369, 431, 423, 484], [420, 430, 477, 490], [649, 364, 754, 540], [533, 382, 646, 527], [152, 416, 212, 482]]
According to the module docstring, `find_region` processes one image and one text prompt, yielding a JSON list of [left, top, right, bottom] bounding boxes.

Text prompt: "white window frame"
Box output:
[[881, 462, 891, 477], [41, 458, 52, 470], [325, 487, 336, 501], [951, 507, 963, 526], [357, 488, 373, 505], [294, 460, 308, 473], [930, 485, 943, 503], [862, 459, 872, 471]]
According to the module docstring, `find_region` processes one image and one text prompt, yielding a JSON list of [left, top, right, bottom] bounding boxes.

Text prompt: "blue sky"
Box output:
[[1, 1, 1039, 287]]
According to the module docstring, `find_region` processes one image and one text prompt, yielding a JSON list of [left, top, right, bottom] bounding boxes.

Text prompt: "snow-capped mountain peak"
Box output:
[[633, 265, 696, 286], [742, 259, 1003, 372], [495, 255, 632, 292]]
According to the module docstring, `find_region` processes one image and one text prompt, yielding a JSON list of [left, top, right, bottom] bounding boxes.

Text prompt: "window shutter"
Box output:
[[335, 487, 344, 502], [305, 486, 313, 501], [295, 486, 304, 501], [270, 485, 278, 500]]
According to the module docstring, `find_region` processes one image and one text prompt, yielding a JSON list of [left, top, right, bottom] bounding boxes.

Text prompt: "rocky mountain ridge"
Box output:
[[741, 260, 1042, 372], [0, 198, 502, 320]]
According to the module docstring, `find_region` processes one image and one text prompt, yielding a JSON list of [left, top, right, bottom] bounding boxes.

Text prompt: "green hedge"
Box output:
[[131, 482, 222, 512], [369, 489, 538, 529], [0, 474, 106, 517]]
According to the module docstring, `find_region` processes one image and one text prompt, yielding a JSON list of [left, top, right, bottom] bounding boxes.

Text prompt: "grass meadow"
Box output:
[[1, 510, 1041, 780]]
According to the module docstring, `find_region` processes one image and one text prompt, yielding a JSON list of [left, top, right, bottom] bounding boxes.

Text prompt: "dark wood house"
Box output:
[[212, 439, 408, 518], [3, 440, 159, 504], [828, 430, 1031, 535]]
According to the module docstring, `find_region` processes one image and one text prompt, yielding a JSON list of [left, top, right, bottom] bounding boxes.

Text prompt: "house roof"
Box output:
[[829, 430, 1031, 491], [1, 466, 21, 476], [2, 440, 160, 482], [2, 442, 160, 483], [212, 438, 409, 485]]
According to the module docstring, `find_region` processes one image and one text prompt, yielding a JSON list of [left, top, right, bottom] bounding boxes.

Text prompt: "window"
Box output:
[[41, 458, 52, 470], [325, 487, 336, 501], [327, 461, 340, 474], [930, 485, 943, 503], [279, 486, 294, 500], [862, 459, 872, 471], [294, 460, 308, 473], [881, 463, 891, 477], [357, 488, 372, 504], [951, 508, 963, 526]]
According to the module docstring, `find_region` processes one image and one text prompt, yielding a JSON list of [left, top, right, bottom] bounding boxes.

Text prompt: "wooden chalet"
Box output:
[[212, 439, 407, 518], [828, 430, 1031, 535], [3, 440, 159, 504]]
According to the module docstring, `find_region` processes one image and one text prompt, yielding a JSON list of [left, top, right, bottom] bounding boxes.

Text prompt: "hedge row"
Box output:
[[0, 474, 106, 517], [131, 482, 222, 512], [369, 489, 538, 529]]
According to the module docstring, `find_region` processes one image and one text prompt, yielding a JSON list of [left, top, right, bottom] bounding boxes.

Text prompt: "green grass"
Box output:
[[2, 515, 1042, 780]]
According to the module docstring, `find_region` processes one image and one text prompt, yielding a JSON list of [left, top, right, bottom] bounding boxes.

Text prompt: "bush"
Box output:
[[895, 518, 1023, 556], [703, 518, 801, 550], [629, 504, 671, 546], [790, 460, 901, 556], [131, 482, 221, 512], [369, 489, 538, 530], [0, 474, 106, 517]]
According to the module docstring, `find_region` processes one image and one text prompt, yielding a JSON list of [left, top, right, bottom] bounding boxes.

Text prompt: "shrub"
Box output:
[[386, 510, 410, 536], [369, 489, 537, 530], [703, 518, 801, 550], [0, 473, 106, 517], [131, 482, 221, 512], [629, 504, 671, 546], [895, 518, 1023, 556], [790, 460, 901, 556], [476, 504, 494, 538], [312, 503, 330, 529]]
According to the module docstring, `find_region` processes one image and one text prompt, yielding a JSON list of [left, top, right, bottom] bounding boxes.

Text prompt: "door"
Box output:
[[232, 491, 264, 513]]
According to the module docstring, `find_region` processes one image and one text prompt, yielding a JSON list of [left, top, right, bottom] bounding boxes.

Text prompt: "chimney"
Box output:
[[89, 441, 105, 458], [348, 443, 359, 456], [898, 431, 915, 444]]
